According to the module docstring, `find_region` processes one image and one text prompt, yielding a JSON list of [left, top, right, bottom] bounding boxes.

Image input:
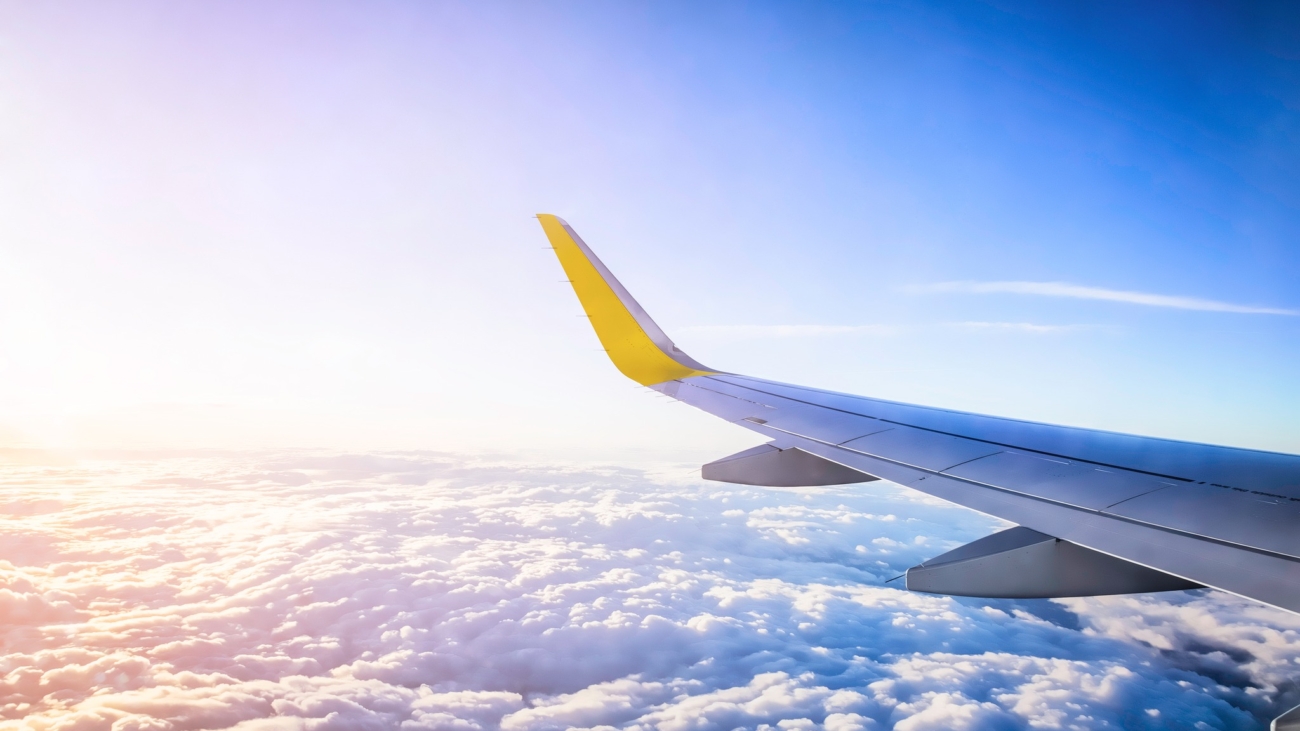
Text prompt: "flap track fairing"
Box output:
[[702, 444, 878, 487], [906, 526, 1204, 599]]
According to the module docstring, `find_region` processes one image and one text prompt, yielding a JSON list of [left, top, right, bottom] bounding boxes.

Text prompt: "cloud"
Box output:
[[680, 323, 1088, 339], [0, 451, 1295, 730], [678, 325, 899, 338], [909, 281, 1299, 315], [944, 322, 1085, 334]]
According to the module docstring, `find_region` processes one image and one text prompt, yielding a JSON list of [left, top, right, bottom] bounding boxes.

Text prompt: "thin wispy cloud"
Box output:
[[947, 321, 1087, 334], [679, 324, 899, 338], [910, 281, 1299, 315], [682, 322, 1085, 338]]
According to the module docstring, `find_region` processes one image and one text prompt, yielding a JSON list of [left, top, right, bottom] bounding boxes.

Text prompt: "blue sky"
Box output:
[[1, 0, 1298, 457]]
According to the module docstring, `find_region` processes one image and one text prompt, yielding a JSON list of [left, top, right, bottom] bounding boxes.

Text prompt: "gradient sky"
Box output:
[[2, 1, 1299, 459]]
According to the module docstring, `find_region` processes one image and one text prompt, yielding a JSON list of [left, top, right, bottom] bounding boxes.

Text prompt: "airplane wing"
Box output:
[[537, 214, 1300, 616]]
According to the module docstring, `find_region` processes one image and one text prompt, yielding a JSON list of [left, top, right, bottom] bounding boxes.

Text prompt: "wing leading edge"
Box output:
[[537, 214, 1300, 616]]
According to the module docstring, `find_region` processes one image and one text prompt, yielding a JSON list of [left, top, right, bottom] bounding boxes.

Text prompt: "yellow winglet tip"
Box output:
[[538, 216, 714, 386]]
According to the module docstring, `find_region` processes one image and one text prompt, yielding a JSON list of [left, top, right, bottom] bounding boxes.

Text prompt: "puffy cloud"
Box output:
[[0, 451, 1295, 730]]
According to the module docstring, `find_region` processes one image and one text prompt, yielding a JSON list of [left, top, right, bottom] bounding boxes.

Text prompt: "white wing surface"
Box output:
[[537, 214, 1300, 616]]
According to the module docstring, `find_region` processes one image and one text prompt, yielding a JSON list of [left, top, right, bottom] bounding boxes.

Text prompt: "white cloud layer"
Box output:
[[0, 451, 1297, 730], [909, 281, 1299, 315]]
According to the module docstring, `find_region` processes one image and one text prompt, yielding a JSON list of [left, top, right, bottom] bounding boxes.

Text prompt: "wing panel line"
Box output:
[[705, 375, 1196, 483], [731, 405, 1300, 565]]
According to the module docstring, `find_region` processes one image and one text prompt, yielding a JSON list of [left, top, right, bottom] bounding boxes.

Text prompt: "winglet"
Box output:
[[538, 214, 715, 386]]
